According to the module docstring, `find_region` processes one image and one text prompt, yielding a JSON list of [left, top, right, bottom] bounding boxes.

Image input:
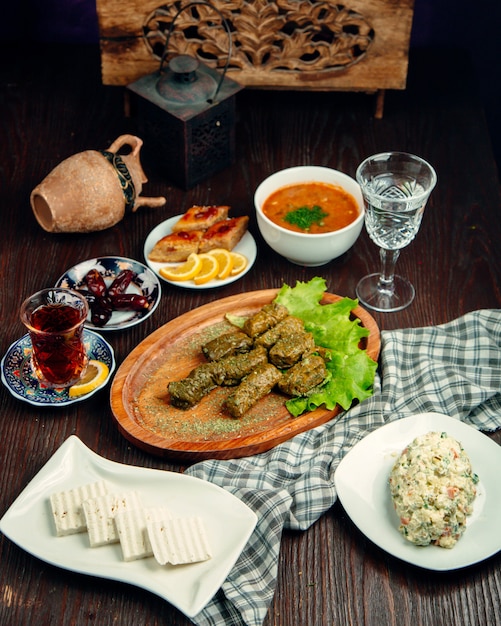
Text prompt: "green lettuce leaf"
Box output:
[[274, 278, 377, 416]]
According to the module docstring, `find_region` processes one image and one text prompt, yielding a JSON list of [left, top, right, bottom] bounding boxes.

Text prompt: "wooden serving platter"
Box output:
[[110, 290, 380, 461]]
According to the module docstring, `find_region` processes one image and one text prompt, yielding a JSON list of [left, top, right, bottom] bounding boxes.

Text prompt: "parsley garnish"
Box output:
[[283, 205, 328, 231]]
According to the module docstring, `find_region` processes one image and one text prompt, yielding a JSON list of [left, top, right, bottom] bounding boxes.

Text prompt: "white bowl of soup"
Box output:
[[254, 166, 364, 266]]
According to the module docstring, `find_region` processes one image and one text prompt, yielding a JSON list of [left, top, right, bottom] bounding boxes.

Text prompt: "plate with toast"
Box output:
[[144, 206, 257, 289]]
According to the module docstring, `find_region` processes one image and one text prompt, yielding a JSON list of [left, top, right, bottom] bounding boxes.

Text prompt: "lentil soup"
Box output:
[[262, 181, 359, 234]]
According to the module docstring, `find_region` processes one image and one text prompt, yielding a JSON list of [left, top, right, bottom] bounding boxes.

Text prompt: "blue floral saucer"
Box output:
[[55, 256, 161, 331], [1, 330, 115, 406]]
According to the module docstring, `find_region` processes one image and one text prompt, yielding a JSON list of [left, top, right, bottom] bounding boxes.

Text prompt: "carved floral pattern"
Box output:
[[143, 0, 374, 76]]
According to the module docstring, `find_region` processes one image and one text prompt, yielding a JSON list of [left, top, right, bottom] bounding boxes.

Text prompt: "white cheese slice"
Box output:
[[115, 506, 172, 562], [82, 492, 142, 547], [49, 481, 108, 537], [147, 516, 212, 565]]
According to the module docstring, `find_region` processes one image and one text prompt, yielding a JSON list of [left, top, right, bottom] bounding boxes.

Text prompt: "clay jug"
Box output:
[[30, 135, 166, 233]]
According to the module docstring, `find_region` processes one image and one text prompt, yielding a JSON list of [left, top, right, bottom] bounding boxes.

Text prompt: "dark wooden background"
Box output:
[[2, 0, 499, 177], [0, 41, 500, 625]]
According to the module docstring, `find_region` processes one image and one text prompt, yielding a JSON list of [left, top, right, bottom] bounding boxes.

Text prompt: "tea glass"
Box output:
[[20, 288, 89, 388]]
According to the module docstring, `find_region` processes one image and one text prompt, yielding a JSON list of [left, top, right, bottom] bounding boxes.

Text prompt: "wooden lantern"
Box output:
[[126, 2, 243, 189]]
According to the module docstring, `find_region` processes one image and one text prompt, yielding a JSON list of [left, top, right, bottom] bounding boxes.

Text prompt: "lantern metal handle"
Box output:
[[159, 1, 232, 105]]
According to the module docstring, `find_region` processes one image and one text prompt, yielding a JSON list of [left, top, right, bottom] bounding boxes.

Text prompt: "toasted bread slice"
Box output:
[[171, 205, 230, 233], [199, 216, 249, 253], [148, 230, 203, 263]]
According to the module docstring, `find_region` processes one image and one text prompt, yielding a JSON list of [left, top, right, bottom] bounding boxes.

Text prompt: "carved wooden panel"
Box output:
[[96, 0, 414, 91]]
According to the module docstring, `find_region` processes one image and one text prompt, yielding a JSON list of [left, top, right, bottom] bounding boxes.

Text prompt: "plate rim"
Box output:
[[334, 412, 501, 571], [110, 289, 380, 460], [143, 214, 257, 289], [1, 329, 115, 407], [55, 255, 162, 331], [0, 434, 258, 617]]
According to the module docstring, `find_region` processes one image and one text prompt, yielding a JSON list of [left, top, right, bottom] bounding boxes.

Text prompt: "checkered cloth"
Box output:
[[185, 309, 501, 626]]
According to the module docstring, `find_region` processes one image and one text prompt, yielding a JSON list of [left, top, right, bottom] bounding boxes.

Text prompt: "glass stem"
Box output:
[[378, 248, 400, 294]]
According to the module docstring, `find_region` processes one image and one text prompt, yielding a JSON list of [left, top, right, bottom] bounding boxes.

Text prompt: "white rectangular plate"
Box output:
[[0, 436, 257, 617]]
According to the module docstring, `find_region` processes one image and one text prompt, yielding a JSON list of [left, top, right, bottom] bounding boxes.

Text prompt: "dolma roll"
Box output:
[[243, 302, 289, 338], [278, 354, 328, 396], [168, 362, 219, 409], [201, 330, 253, 361], [254, 315, 304, 349], [213, 345, 268, 386], [268, 331, 315, 368], [226, 363, 283, 418]]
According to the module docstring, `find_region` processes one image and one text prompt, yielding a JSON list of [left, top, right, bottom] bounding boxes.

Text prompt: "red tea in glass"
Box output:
[[20, 289, 89, 388]]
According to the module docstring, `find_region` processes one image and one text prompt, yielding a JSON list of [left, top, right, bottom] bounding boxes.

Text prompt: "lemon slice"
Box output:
[[68, 360, 109, 398], [159, 253, 203, 282], [193, 253, 220, 285], [207, 248, 234, 280], [230, 251, 248, 275]]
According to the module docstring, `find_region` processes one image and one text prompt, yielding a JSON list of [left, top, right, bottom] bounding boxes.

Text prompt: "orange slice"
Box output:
[[68, 360, 109, 398], [193, 254, 220, 285], [229, 251, 248, 275], [207, 248, 234, 280], [159, 253, 203, 282]]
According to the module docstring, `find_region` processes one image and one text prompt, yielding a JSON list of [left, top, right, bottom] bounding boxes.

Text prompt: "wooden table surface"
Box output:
[[1, 43, 500, 626]]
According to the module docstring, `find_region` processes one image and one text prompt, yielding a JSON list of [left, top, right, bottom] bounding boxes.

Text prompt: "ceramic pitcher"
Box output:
[[30, 135, 166, 233]]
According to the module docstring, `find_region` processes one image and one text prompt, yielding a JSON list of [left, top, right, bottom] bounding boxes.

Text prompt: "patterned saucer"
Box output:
[[1, 330, 115, 407], [55, 256, 161, 331]]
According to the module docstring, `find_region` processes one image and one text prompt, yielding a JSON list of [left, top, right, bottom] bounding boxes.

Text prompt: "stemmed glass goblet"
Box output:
[[355, 152, 437, 312]]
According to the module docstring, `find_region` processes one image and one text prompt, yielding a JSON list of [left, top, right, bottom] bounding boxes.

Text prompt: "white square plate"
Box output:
[[334, 412, 501, 570], [0, 436, 257, 617]]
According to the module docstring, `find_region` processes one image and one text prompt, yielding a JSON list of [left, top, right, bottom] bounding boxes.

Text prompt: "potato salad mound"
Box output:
[[389, 431, 479, 549]]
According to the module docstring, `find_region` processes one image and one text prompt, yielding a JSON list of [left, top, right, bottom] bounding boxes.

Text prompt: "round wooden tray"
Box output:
[[110, 289, 380, 461]]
